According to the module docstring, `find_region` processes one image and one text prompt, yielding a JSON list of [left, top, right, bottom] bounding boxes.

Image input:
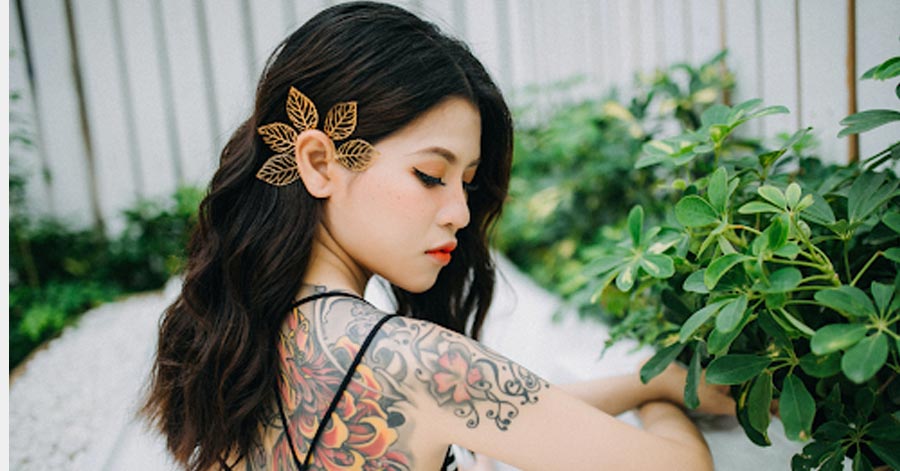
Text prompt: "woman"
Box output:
[[143, 2, 734, 470]]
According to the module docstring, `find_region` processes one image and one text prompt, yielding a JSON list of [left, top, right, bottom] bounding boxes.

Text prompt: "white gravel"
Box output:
[[10, 255, 804, 470]]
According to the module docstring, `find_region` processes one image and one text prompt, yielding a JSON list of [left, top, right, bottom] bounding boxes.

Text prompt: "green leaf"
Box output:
[[684, 345, 703, 410], [679, 299, 729, 341], [848, 171, 898, 224], [715, 295, 748, 333], [639, 253, 675, 279], [779, 375, 816, 442], [615, 261, 638, 292], [773, 243, 800, 259], [870, 441, 900, 470], [815, 286, 876, 318], [701, 104, 731, 128], [883, 211, 900, 234], [798, 352, 842, 378], [777, 308, 815, 337], [705, 253, 748, 290], [683, 270, 709, 293], [675, 195, 719, 227], [885, 247, 900, 263], [706, 354, 772, 385], [757, 267, 802, 293], [871, 281, 894, 315], [707, 311, 752, 355], [838, 109, 900, 137], [628, 205, 644, 246], [785, 183, 802, 209], [815, 421, 852, 441], [585, 255, 627, 276], [708, 167, 728, 214], [810, 324, 868, 355], [801, 193, 836, 225], [764, 292, 786, 310], [765, 215, 789, 251], [737, 395, 771, 446], [747, 105, 789, 120], [867, 414, 900, 440], [640, 342, 685, 383], [861, 56, 900, 80], [852, 451, 873, 471], [758, 185, 787, 209], [841, 333, 889, 383], [793, 440, 838, 470], [747, 372, 773, 435], [738, 201, 782, 214]]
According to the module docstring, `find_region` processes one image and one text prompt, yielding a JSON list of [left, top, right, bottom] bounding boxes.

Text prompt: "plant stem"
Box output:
[[842, 241, 853, 284], [729, 224, 762, 235], [771, 259, 827, 270], [850, 250, 883, 287]]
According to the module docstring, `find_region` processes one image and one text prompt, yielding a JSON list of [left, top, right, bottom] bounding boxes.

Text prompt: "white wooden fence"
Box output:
[[9, 0, 899, 232]]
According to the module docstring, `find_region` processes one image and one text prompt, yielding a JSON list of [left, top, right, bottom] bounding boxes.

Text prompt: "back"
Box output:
[[231, 292, 455, 470]]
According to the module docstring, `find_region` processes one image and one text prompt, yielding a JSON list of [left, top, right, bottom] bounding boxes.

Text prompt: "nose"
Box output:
[[437, 184, 470, 230]]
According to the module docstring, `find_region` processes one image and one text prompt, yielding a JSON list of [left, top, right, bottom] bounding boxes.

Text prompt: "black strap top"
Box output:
[[273, 291, 457, 470]]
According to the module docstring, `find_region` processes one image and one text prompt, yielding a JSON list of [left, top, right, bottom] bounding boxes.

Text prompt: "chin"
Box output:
[[390, 273, 440, 294]]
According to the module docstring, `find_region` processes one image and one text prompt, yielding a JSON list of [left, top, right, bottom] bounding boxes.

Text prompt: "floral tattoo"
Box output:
[[254, 294, 549, 469]]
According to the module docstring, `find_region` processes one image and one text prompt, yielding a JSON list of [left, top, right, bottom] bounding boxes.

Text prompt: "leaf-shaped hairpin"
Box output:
[[256, 87, 379, 186]]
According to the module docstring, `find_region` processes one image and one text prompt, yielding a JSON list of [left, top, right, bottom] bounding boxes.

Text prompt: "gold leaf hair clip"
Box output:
[[256, 87, 379, 186]]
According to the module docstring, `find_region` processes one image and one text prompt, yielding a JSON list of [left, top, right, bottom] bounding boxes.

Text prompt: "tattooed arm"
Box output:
[[370, 318, 716, 471], [557, 363, 735, 417]]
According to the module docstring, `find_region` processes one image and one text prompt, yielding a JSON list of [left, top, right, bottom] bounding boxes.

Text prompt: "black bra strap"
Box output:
[[275, 291, 398, 470], [289, 290, 366, 310]]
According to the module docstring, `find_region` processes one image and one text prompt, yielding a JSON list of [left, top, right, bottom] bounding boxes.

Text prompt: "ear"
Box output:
[[295, 130, 337, 198]]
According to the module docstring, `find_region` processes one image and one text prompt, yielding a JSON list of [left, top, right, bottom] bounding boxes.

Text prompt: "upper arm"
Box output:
[[370, 318, 712, 471]]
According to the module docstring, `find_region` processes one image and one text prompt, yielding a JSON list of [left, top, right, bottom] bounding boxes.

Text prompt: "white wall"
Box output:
[[9, 0, 899, 230]]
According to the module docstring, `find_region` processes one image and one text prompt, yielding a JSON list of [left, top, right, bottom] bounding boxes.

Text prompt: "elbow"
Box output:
[[681, 444, 714, 471]]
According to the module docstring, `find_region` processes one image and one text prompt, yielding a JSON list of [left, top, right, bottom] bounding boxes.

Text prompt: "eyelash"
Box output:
[[414, 168, 479, 192]]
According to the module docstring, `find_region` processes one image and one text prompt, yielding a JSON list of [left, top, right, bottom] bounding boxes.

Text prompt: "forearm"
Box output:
[[558, 372, 667, 416], [637, 401, 713, 470]]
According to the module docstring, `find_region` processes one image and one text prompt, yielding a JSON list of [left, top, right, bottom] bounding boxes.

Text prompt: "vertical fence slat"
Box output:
[[464, 0, 502, 91], [159, 1, 217, 188], [201, 0, 255, 148], [855, 0, 900, 164], [20, 0, 94, 225], [506, 0, 536, 103], [688, 0, 721, 64], [724, 0, 763, 136], [70, 0, 140, 231], [10, 0, 54, 217], [116, 0, 181, 198], [758, 0, 800, 138], [798, 0, 848, 165], [660, 0, 689, 65]]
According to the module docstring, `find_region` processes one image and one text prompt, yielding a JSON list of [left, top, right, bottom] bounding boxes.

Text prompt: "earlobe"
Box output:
[[295, 130, 336, 198]]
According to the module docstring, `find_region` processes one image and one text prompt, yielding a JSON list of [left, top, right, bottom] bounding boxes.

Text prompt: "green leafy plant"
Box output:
[[497, 52, 737, 303], [583, 62, 899, 468], [8, 187, 202, 369]]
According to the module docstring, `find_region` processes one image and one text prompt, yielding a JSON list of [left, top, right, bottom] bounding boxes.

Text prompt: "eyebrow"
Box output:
[[417, 146, 480, 168]]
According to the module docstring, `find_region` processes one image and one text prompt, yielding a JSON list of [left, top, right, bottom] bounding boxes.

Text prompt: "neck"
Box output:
[[301, 224, 370, 297]]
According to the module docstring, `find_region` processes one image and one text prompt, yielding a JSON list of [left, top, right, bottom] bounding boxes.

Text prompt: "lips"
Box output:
[[426, 241, 457, 265]]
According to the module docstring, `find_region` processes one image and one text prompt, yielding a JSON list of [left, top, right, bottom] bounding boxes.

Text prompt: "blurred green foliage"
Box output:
[[9, 146, 202, 368], [496, 51, 739, 313]]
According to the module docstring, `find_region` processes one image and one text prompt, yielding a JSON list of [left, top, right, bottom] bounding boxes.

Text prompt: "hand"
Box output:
[[646, 360, 736, 416]]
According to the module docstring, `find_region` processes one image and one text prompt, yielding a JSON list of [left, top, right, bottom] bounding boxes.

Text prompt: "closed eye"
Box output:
[[414, 168, 445, 187]]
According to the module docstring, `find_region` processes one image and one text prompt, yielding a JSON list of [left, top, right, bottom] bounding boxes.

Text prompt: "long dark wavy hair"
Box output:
[[142, 2, 513, 470]]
